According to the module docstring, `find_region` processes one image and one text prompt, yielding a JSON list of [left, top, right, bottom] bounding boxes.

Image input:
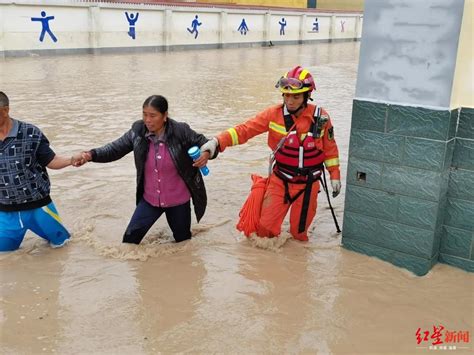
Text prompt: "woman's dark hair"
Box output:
[[143, 95, 168, 114], [0, 91, 9, 107]]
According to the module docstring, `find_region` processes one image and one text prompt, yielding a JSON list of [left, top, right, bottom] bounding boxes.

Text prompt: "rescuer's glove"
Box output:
[[331, 179, 341, 198], [200, 137, 219, 158]]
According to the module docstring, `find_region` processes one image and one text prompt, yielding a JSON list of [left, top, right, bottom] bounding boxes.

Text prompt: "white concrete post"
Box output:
[[299, 13, 306, 44], [355, 15, 362, 40], [88, 6, 101, 53], [264, 12, 271, 44], [329, 15, 336, 42], [219, 11, 227, 48], [163, 9, 172, 50]]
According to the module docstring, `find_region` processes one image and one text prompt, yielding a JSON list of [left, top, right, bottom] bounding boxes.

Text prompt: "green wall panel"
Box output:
[[448, 168, 474, 201], [378, 220, 434, 258], [349, 130, 404, 163], [342, 211, 435, 259], [343, 238, 436, 276], [351, 100, 387, 132], [387, 105, 452, 140], [444, 198, 474, 231], [403, 137, 450, 171], [448, 109, 459, 140], [345, 185, 398, 221], [440, 225, 473, 259], [346, 157, 383, 189], [452, 138, 474, 170], [471, 239, 474, 261], [345, 99, 473, 274], [381, 165, 442, 201], [439, 254, 474, 272], [342, 211, 378, 243], [443, 139, 455, 172], [398, 196, 438, 230], [457, 107, 474, 140]]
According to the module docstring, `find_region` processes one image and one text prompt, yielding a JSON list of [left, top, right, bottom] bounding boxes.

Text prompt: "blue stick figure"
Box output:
[[278, 17, 287, 36], [237, 18, 249, 35], [125, 12, 139, 40], [187, 15, 202, 39], [31, 11, 57, 43], [312, 18, 319, 32]]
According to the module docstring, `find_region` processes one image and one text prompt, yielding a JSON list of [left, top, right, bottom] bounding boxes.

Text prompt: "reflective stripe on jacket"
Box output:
[[217, 103, 340, 180]]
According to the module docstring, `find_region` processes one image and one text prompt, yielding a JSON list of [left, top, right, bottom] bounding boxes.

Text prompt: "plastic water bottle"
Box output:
[[188, 146, 209, 176]]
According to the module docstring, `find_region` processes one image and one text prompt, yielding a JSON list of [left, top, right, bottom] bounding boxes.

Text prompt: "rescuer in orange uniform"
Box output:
[[201, 66, 341, 241]]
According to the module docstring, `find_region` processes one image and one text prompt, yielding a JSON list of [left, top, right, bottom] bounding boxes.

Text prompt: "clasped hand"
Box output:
[[70, 151, 92, 167]]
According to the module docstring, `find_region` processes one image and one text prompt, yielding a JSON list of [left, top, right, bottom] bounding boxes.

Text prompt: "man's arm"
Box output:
[[37, 130, 85, 169], [47, 152, 85, 169]]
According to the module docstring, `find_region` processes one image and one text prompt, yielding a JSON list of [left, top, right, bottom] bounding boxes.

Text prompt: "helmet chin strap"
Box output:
[[285, 101, 307, 115]]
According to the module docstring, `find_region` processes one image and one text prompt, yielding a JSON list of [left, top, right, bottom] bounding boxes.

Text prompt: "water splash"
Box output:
[[70, 219, 231, 261], [246, 232, 293, 252]]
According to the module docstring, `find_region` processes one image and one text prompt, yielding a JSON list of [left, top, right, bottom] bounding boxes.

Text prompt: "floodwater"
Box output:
[[0, 42, 472, 354]]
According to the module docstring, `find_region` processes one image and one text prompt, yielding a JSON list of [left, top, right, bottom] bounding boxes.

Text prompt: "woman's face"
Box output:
[[143, 105, 167, 134]]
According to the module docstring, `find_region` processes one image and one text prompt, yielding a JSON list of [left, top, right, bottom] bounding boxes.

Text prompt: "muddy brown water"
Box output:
[[1, 42, 472, 354]]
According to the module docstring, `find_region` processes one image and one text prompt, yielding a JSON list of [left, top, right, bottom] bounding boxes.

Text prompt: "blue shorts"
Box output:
[[0, 202, 70, 251]]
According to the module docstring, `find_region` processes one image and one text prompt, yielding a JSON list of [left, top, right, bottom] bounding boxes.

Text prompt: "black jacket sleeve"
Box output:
[[90, 129, 134, 163], [178, 122, 219, 160]]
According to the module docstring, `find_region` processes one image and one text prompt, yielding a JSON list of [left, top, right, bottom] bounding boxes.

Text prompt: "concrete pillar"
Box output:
[[329, 15, 336, 42], [88, 6, 101, 54], [264, 12, 271, 45], [440, 0, 474, 272], [342, 0, 471, 275], [219, 11, 227, 48], [163, 9, 173, 50], [299, 13, 306, 44], [354, 15, 362, 41]]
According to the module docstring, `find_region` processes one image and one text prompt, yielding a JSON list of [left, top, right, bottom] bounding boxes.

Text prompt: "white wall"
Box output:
[[226, 13, 264, 43], [100, 8, 165, 48], [5, 5, 90, 50], [334, 16, 356, 39], [304, 15, 331, 41], [171, 11, 220, 45], [355, 0, 465, 108], [0, 0, 362, 56], [270, 14, 300, 41]]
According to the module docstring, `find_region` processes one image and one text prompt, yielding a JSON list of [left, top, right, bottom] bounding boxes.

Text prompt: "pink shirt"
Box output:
[[143, 134, 191, 208]]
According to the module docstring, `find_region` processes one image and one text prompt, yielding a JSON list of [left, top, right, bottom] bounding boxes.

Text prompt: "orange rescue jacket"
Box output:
[[216, 104, 341, 180]]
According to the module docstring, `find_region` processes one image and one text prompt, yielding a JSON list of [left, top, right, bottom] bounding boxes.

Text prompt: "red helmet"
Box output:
[[276, 66, 316, 94]]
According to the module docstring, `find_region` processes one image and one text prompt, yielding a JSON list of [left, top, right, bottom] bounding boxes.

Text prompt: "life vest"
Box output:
[[272, 106, 327, 234], [274, 106, 326, 183]]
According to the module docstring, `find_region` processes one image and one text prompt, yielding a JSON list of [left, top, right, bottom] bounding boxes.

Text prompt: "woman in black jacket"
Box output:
[[81, 95, 215, 244]]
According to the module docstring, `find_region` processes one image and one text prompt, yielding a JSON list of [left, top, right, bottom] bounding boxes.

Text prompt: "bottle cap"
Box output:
[[188, 146, 199, 156]]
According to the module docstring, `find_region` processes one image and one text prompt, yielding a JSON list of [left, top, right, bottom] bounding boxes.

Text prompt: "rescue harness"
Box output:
[[270, 106, 341, 233]]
